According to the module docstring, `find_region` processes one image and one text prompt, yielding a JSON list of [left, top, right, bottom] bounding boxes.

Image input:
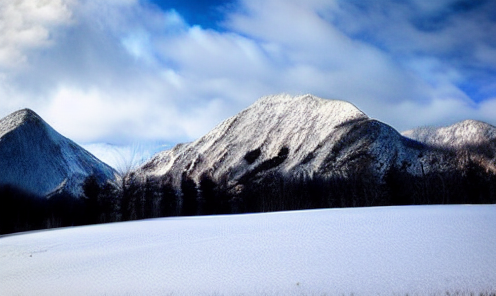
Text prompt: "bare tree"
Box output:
[[112, 142, 151, 177]]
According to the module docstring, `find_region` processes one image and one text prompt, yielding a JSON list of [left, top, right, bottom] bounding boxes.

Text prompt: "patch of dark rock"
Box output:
[[401, 137, 425, 150], [302, 152, 315, 164], [334, 117, 368, 129], [244, 148, 261, 164], [239, 147, 289, 184]]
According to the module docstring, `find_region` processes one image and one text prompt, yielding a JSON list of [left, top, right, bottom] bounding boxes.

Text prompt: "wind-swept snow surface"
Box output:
[[1, 205, 495, 295]]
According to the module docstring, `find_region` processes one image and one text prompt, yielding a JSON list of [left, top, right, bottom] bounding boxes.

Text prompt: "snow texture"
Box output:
[[0, 109, 117, 197], [1, 205, 495, 295]]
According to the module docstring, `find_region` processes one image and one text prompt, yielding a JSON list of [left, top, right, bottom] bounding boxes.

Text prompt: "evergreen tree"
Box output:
[[83, 175, 101, 224], [181, 173, 198, 216], [199, 175, 217, 215], [160, 181, 179, 217]]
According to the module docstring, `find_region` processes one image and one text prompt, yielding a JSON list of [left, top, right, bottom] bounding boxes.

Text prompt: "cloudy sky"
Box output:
[[1, 0, 495, 165]]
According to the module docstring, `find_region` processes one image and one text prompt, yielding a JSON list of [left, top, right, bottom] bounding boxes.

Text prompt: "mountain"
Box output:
[[141, 94, 369, 179], [133, 94, 496, 215], [140, 94, 411, 180], [0, 109, 117, 198]]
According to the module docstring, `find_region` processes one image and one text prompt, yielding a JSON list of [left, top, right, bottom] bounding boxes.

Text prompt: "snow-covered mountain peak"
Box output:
[[248, 94, 366, 120], [0, 108, 45, 138], [139, 94, 377, 184], [11, 108, 40, 120], [451, 119, 495, 135], [402, 119, 496, 149]]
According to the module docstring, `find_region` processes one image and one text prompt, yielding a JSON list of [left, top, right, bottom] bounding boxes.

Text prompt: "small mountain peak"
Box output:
[[14, 108, 44, 123], [459, 119, 481, 125]]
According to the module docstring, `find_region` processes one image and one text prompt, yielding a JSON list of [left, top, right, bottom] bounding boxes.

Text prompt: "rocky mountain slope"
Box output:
[[0, 109, 117, 198], [140, 94, 416, 181], [134, 94, 495, 214]]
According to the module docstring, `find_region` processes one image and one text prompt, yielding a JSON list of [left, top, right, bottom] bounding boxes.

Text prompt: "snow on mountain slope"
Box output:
[[139, 94, 417, 186], [0, 109, 117, 197], [403, 120, 496, 150], [142, 94, 364, 174], [1, 205, 495, 295]]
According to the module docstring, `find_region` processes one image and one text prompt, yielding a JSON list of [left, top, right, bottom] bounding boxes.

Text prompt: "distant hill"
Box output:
[[131, 94, 496, 215]]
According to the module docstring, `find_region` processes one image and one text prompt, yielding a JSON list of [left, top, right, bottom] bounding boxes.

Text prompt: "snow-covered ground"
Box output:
[[1, 205, 495, 296]]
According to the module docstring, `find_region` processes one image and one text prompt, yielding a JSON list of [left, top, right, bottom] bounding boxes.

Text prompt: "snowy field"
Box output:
[[1, 205, 495, 296]]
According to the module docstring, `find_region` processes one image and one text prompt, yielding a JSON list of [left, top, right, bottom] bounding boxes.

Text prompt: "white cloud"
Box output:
[[42, 86, 146, 143], [0, 0, 73, 68], [389, 97, 476, 132], [479, 98, 496, 122]]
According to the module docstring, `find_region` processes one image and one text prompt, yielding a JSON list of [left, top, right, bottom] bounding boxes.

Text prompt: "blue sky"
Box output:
[[0, 0, 495, 163], [149, 0, 232, 29]]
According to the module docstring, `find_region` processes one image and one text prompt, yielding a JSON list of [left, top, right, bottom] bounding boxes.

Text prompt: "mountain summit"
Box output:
[[133, 94, 495, 214], [140, 94, 387, 185], [0, 109, 116, 197], [139, 94, 421, 181]]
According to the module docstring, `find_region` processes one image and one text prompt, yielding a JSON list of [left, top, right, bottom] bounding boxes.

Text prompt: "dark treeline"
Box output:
[[0, 176, 120, 234], [99, 156, 496, 222], [1, 159, 496, 235]]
